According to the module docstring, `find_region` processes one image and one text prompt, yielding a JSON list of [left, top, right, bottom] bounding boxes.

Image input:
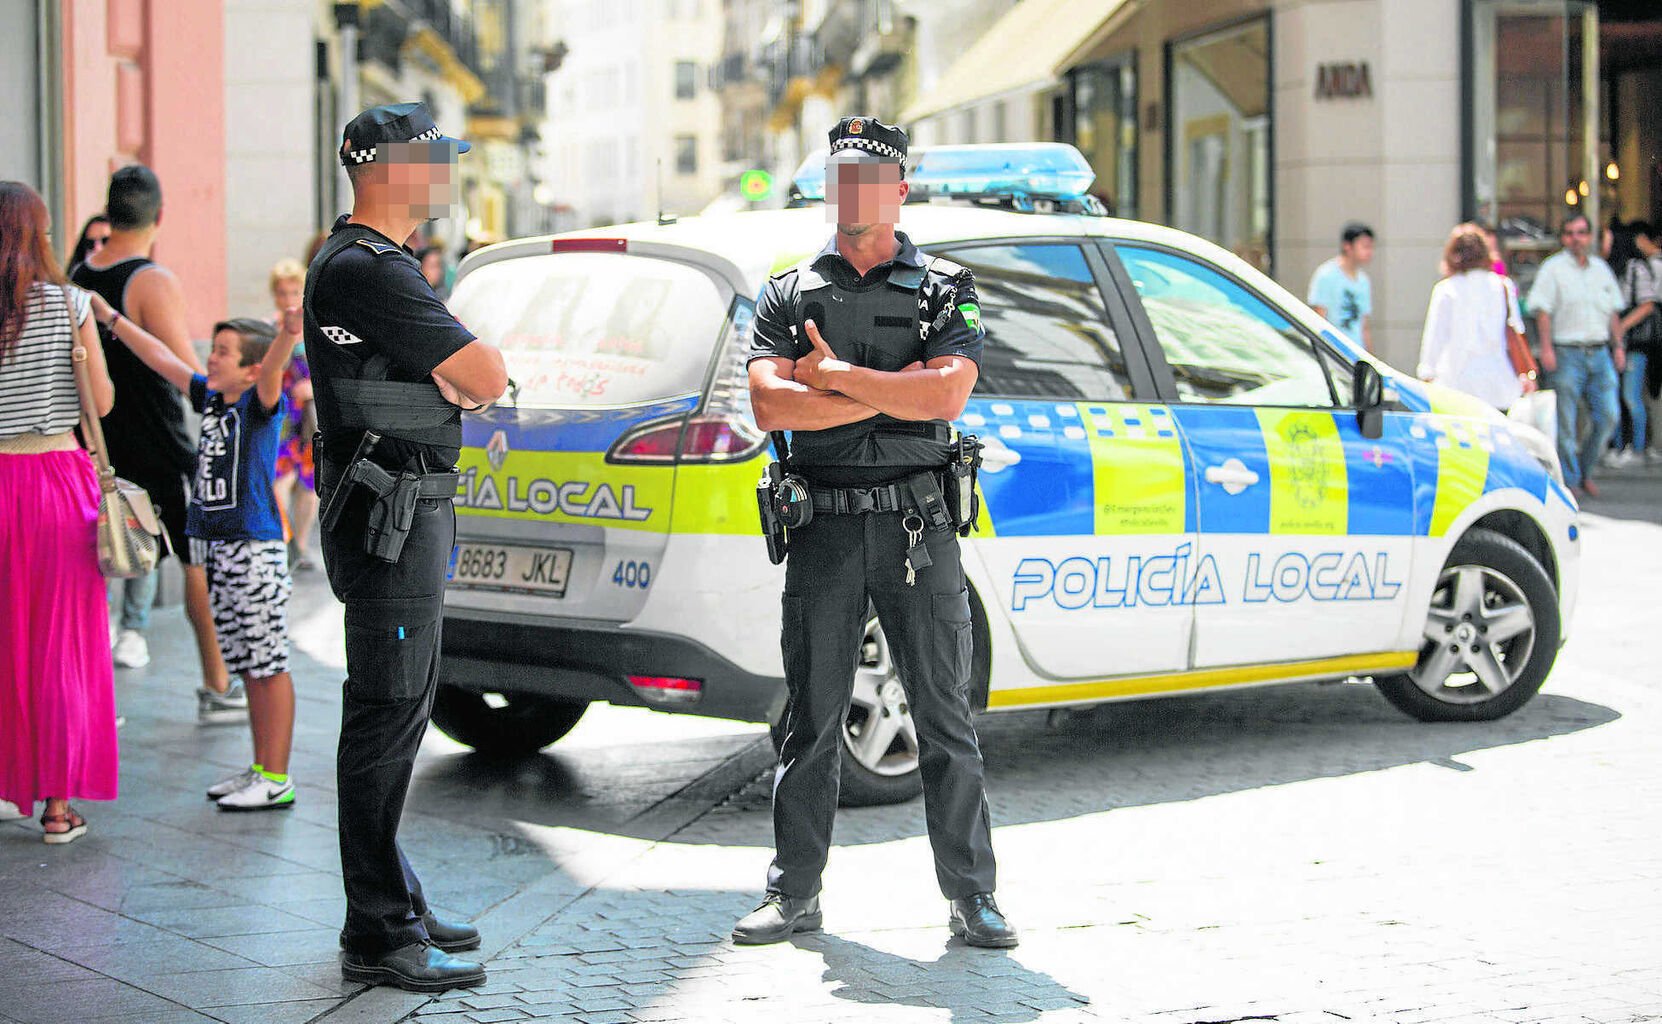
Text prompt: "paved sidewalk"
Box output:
[[3, 471, 1662, 1023]]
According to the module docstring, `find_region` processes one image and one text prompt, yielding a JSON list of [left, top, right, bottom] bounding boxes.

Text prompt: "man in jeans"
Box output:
[[1528, 213, 1626, 497], [72, 166, 238, 719]]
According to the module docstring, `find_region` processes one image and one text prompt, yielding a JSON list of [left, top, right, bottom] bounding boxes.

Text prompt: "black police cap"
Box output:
[[340, 102, 471, 167], [828, 116, 907, 163]]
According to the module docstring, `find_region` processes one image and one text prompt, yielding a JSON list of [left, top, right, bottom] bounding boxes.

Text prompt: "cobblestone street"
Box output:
[[3, 471, 1661, 1024]]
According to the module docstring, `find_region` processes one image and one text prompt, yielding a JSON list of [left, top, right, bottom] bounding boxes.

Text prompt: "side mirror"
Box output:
[[1353, 361, 1385, 440]]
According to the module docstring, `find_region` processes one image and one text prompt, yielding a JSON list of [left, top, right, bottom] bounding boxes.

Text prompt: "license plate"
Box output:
[[448, 543, 574, 596]]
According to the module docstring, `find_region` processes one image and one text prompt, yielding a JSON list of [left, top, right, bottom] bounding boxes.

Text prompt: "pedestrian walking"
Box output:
[[94, 302, 304, 811], [1611, 222, 1660, 465], [268, 259, 319, 569], [64, 213, 110, 276], [71, 166, 239, 717], [1418, 223, 1536, 411], [0, 181, 119, 843], [1309, 222, 1375, 351], [1527, 213, 1626, 496], [308, 103, 506, 992], [739, 116, 1014, 950]]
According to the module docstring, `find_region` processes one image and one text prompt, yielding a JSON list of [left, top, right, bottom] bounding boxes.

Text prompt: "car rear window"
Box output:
[[448, 252, 729, 407]]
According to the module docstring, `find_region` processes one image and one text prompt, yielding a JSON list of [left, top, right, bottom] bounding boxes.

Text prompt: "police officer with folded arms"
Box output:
[[307, 103, 508, 992], [737, 116, 1015, 948]]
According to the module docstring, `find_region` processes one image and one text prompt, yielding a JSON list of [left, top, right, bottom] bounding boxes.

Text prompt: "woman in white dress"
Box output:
[[1418, 223, 1536, 412]]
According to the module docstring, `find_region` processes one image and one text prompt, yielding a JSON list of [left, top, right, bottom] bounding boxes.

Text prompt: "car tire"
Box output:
[[430, 684, 589, 756], [1375, 528, 1560, 722], [770, 592, 991, 809]]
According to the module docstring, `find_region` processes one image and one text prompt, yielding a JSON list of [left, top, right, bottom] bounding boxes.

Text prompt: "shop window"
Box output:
[[1167, 17, 1271, 273], [1468, 1, 1600, 296], [1067, 59, 1136, 218]]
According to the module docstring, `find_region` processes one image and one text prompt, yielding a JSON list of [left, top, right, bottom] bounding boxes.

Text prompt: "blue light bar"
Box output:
[[788, 143, 1104, 215]]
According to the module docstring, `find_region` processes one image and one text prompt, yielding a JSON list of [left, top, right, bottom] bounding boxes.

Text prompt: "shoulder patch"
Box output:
[[354, 238, 404, 258]]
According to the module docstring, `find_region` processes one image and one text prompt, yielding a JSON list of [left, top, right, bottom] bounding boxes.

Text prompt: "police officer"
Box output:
[[307, 103, 508, 992], [737, 116, 1016, 948]]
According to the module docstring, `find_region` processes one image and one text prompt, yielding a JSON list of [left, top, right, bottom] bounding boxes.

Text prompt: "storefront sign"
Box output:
[[1315, 62, 1372, 100]]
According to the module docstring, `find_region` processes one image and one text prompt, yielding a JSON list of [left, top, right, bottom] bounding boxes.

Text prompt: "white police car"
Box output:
[[433, 144, 1578, 806]]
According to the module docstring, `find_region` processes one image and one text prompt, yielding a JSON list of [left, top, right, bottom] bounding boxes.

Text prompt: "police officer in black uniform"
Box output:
[[736, 117, 1016, 948], [307, 103, 508, 992]]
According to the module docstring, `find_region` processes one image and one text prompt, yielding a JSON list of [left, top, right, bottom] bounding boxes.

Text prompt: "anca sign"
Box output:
[[1315, 62, 1372, 100]]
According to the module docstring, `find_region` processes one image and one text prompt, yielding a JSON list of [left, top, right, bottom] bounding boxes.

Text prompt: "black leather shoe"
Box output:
[[422, 911, 481, 953], [341, 941, 486, 992], [732, 891, 822, 945], [949, 893, 1019, 948]]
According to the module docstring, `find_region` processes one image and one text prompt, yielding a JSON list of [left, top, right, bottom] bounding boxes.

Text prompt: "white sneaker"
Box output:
[[0, 799, 26, 821], [216, 776, 295, 812], [206, 766, 263, 800], [1614, 449, 1640, 468], [197, 684, 249, 725], [1646, 448, 1662, 466], [112, 629, 150, 669]]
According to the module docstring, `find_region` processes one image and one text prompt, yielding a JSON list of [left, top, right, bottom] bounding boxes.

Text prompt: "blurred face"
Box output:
[[1562, 218, 1592, 258], [826, 154, 906, 235], [86, 221, 110, 252], [1637, 232, 1659, 257], [378, 142, 459, 221], [421, 250, 444, 284], [271, 277, 302, 311], [1343, 235, 1375, 266], [206, 330, 258, 394]]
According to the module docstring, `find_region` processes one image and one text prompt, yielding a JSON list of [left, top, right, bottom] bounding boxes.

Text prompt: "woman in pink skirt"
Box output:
[[0, 181, 118, 844]]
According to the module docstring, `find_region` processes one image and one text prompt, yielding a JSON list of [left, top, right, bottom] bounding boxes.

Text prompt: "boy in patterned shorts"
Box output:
[[101, 305, 303, 810]]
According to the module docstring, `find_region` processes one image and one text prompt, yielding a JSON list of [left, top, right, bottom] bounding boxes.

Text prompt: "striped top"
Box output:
[[0, 283, 92, 440]]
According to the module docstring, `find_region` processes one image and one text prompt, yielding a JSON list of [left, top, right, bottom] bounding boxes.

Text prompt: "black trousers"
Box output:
[[321, 478, 453, 956], [767, 509, 997, 900]]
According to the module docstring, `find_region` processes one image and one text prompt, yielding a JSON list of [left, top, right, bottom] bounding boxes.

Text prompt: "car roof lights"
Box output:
[[789, 143, 1105, 216]]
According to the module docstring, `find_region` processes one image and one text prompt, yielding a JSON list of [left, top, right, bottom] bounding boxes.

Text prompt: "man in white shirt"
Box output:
[[1526, 214, 1625, 496]]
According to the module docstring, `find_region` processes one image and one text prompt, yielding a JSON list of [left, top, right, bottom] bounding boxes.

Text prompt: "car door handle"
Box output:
[[978, 439, 1022, 473], [1204, 459, 1260, 495]]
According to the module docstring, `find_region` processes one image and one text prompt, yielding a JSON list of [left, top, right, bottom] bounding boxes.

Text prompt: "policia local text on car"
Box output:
[[739, 116, 1016, 949], [306, 103, 509, 994]]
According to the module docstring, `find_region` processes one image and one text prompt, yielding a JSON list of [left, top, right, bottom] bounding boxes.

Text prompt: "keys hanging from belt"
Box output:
[[902, 511, 932, 586]]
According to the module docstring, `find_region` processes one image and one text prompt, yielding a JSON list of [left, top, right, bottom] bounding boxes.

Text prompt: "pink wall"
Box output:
[[60, 0, 226, 340]]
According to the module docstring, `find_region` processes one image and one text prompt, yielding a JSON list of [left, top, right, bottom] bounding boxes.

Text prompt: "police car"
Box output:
[[434, 144, 1578, 806]]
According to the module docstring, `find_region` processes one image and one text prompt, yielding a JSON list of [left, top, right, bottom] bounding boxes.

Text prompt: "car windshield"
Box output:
[[448, 252, 728, 407]]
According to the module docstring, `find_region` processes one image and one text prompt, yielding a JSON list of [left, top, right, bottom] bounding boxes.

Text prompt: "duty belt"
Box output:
[[809, 471, 941, 516]]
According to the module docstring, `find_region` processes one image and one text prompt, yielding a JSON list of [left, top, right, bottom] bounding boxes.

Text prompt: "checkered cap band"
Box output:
[[342, 126, 445, 166], [831, 138, 904, 161]]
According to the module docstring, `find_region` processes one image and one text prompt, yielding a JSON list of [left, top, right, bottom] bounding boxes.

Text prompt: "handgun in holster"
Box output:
[[755, 431, 811, 565], [318, 430, 416, 563]]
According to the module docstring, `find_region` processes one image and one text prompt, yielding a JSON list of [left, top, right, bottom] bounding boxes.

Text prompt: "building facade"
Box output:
[[541, 0, 725, 229], [904, 0, 1662, 373]]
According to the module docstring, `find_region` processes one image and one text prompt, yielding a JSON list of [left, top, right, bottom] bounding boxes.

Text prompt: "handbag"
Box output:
[[64, 287, 168, 578], [1502, 280, 1538, 379]]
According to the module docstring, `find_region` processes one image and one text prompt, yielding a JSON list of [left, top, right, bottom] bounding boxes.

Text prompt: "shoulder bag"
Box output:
[[63, 286, 167, 578], [1502, 279, 1538, 379]]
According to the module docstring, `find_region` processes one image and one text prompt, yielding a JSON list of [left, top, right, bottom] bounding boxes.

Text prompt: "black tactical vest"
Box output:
[[304, 226, 463, 465], [786, 256, 956, 470]]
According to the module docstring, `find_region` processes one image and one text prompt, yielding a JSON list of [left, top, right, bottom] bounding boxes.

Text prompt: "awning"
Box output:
[[901, 0, 1131, 124]]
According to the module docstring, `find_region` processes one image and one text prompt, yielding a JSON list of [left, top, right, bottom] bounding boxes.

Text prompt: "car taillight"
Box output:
[[549, 238, 627, 253], [608, 415, 765, 464], [629, 675, 702, 707]]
